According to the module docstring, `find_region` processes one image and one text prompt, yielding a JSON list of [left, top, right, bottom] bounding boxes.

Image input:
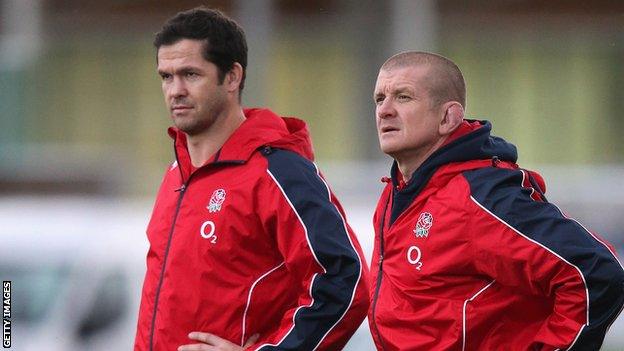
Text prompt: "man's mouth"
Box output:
[[172, 105, 193, 114], [381, 126, 399, 133]]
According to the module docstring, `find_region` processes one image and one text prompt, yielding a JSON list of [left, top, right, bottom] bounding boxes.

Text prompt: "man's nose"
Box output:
[[169, 77, 188, 98], [377, 98, 396, 119]]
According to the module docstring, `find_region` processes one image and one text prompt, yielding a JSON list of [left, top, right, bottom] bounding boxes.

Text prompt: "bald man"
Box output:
[[368, 51, 624, 350]]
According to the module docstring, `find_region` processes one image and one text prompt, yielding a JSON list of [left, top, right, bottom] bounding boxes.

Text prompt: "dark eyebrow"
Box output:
[[157, 66, 202, 76], [177, 67, 199, 74]]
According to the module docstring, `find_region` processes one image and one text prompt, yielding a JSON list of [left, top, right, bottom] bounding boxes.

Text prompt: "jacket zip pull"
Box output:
[[175, 184, 186, 192], [491, 156, 501, 167]]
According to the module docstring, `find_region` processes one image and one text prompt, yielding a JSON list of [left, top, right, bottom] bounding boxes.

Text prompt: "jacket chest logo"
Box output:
[[414, 212, 433, 238], [207, 189, 227, 213]]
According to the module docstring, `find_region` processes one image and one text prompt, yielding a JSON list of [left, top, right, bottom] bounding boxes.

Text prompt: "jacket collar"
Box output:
[[388, 119, 518, 224], [168, 108, 315, 181]]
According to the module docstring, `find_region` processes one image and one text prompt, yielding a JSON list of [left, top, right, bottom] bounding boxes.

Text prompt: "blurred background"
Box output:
[[1, 0, 623, 350]]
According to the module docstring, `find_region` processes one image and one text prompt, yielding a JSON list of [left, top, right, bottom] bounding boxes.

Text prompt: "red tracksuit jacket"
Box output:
[[134, 108, 370, 350], [369, 120, 624, 350]]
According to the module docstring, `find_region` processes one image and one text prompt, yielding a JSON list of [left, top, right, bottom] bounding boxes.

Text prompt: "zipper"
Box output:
[[147, 140, 246, 349], [148, 182, 187, 351], [149, 140, 190, 351], [370, 193, 392, 351]]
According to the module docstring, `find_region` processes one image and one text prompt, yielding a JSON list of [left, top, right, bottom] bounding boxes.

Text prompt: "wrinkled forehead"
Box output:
[[374, 65, 432, 93]]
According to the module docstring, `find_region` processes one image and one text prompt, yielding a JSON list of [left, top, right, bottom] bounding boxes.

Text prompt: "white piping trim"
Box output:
[[518, 172, 624, 349], [311, 162, 363, 350], [261, 169, 327, 350], [563, 324, 585, 351], [551, 203, 624, 272], [520, 170, 535, 199], [241, 262, 285, 346], [263, 165, 362, 350], [469, 196, 590, 334], [253, 274, 318, 350], [462, 280, 496, 351], [266, 169, 325, 272], [550, 203, 624, 350]]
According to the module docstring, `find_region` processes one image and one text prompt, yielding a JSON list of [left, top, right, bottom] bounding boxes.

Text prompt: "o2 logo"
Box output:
[[406, 245, 423, 270], [200, 220, 218, 244]]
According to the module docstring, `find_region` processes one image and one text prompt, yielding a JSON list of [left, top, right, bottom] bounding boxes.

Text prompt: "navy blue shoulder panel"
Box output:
[[463, 167, 624, 350], [262, 148, 361, 350]]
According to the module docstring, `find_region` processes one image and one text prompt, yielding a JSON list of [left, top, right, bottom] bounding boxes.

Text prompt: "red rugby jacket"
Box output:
[[134, 108, 369, 350], [369, 120, 624, 350]]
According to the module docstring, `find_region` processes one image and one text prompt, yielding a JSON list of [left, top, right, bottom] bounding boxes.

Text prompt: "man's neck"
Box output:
[[395, 137, 448, 184], [187, 106, 246, 168]]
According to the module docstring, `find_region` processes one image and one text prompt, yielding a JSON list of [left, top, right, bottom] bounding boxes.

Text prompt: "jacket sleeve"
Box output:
[[465, 168, 624, 350], [249, 148, 370, 351]]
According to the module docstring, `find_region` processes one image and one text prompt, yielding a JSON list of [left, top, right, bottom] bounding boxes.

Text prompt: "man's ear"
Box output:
[[439, 101, 464, 136], [225, 62, 243, 93]]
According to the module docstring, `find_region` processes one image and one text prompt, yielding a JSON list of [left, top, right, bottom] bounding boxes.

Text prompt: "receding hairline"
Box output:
[[381, 51, 451, 71], [379, 51, 466, 108]]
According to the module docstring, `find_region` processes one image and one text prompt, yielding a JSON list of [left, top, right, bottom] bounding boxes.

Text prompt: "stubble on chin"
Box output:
[[174, 115, 213, 136], [173, 101, 226, 136]]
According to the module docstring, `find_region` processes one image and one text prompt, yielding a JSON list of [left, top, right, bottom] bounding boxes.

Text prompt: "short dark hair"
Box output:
[[154, 7, 248, 92], [381, 51, 466, 109]]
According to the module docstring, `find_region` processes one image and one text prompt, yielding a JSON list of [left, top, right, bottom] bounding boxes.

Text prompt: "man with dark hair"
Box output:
[[134, 7, 369, 351], [153, 6, 248, 94], [368, 51, 624, 350]]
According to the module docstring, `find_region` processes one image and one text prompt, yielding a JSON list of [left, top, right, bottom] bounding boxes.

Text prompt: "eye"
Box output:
[[398, 94, 411, 101], [159, 73, 172, 81], [185, 71, 198, 78], [374, 96, 385, 105]]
